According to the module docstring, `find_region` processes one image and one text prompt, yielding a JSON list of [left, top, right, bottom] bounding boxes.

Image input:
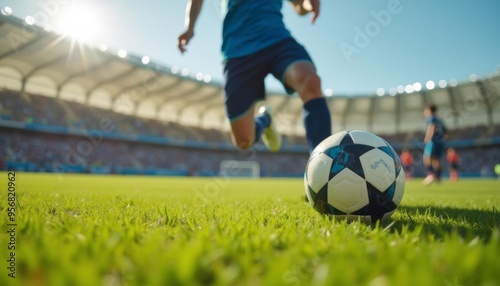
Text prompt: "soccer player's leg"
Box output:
[[450, 163, 458, 181], [256, 105, 281, 152], [430, 157, 441, 183], [286, 61, 331, 153], [229, 108, 257, 150], [224, 53, 272, 150], [431, 143, 444, 183], [227, 103, 275, 150], [270, 38, 331, 153], [422, 143, 435, 185]]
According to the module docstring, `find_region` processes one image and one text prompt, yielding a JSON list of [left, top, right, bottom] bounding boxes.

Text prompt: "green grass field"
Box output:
[[1, 172, 499, 286]]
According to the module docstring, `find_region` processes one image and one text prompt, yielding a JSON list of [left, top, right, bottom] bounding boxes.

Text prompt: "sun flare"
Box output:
[[55, 3, 102, 43]]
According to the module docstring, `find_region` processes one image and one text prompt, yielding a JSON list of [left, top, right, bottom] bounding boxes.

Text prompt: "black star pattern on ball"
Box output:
[[305, 130, 403, 221], [308, 184, 346, 215], [352, 182, 398, 221], [325, 134, 375, 180]]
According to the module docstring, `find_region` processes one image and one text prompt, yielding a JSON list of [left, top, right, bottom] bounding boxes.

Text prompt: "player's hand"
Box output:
[[178, 30, 194, 54], [304, 0, 320, 24]]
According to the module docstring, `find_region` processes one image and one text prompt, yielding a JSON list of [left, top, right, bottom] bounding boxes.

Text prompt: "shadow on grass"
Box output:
[[381, 205, 499, 239]]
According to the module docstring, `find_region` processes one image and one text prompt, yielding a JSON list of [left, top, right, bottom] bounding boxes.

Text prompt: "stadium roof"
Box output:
[[1, 13, 499, 136]]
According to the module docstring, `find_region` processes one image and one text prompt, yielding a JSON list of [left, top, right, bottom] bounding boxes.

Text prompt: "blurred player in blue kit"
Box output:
[[422, 104, 447, 185], [177, 0, 331, 153]]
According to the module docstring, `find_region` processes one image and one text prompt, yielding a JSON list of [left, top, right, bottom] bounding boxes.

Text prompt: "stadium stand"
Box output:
[[1, 90, 499, 177], [0, 12, 499, 177]]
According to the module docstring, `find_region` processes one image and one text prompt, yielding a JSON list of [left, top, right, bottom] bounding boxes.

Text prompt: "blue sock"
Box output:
[[427, 165, 434, 175], [303, 97, 331, 153], [254, 112, 271, 144], [435, 168, 442, 180]]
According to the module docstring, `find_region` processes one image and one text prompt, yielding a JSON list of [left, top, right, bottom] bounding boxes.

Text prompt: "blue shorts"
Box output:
[[223, 37, 314, 121], [424, 141, 445, 158]]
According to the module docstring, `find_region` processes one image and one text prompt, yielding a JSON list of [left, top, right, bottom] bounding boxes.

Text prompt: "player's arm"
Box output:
[[178, 0, 204, 54], [424, 123, 435, 143], [289, 0, 320, 23]]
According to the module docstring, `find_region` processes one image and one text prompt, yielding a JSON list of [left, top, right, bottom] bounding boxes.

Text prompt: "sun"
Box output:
[[55, 3, 102, 43]]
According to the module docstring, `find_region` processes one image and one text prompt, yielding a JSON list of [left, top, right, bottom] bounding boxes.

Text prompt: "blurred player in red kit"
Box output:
[[446, 148, 460, 182], [400, 148, 414, 180]]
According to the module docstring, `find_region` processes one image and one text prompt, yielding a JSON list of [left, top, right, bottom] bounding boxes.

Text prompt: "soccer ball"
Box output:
[[304, 130, 405, 223]]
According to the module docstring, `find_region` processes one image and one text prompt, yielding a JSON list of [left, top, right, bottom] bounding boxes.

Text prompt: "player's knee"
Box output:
[[304, 73, 321, 89], [234, 136, 254, 150], [298, 73, 322, 101]]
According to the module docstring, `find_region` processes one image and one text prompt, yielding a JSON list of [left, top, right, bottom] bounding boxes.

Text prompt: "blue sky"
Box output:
[[1, 0, 500, 95]]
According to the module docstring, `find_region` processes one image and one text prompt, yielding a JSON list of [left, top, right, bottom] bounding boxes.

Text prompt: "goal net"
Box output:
[[219, 160, 260, 178]]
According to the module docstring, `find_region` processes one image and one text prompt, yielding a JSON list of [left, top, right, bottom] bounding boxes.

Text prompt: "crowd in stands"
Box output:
[[1, 89, 499, 177], [0, 89, 232, 143], [0, 128, 308, 176], [0, 89, 68, 125]]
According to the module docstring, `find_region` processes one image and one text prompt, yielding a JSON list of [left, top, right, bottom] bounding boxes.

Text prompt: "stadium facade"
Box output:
[[1, 13, 499, 177]]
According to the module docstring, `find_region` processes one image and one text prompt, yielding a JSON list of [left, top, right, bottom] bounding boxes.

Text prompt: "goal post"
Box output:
[[219, 160, 260, 178]]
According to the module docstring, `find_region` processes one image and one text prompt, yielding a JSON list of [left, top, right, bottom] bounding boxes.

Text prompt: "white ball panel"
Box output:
[[393, 167, 406, 206], [312, 130, 348, 153], [327, 168, 369, 213], [360, 149, 396, 192], [348, 130, 387, 147], [306, 153, 333, 193]]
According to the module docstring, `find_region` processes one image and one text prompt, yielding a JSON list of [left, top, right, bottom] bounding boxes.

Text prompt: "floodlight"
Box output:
[[425, 80, 435, 90], [117, 49, 127, 58], [405, 84, 414, 93], [396, 85, 405, 94], [2, 6, 13, 16], [25, 16, 35, 25], [438, 80, 447, 88], [389, 88, 397, 96], [376, 88, 385, 96], [412, 82, 422, 92], [203, 74, 212, 83]]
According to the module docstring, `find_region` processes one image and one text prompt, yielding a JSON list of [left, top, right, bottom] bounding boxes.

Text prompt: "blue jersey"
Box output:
[[221, 0, 293, 59], [426, 115, 447, 143]]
